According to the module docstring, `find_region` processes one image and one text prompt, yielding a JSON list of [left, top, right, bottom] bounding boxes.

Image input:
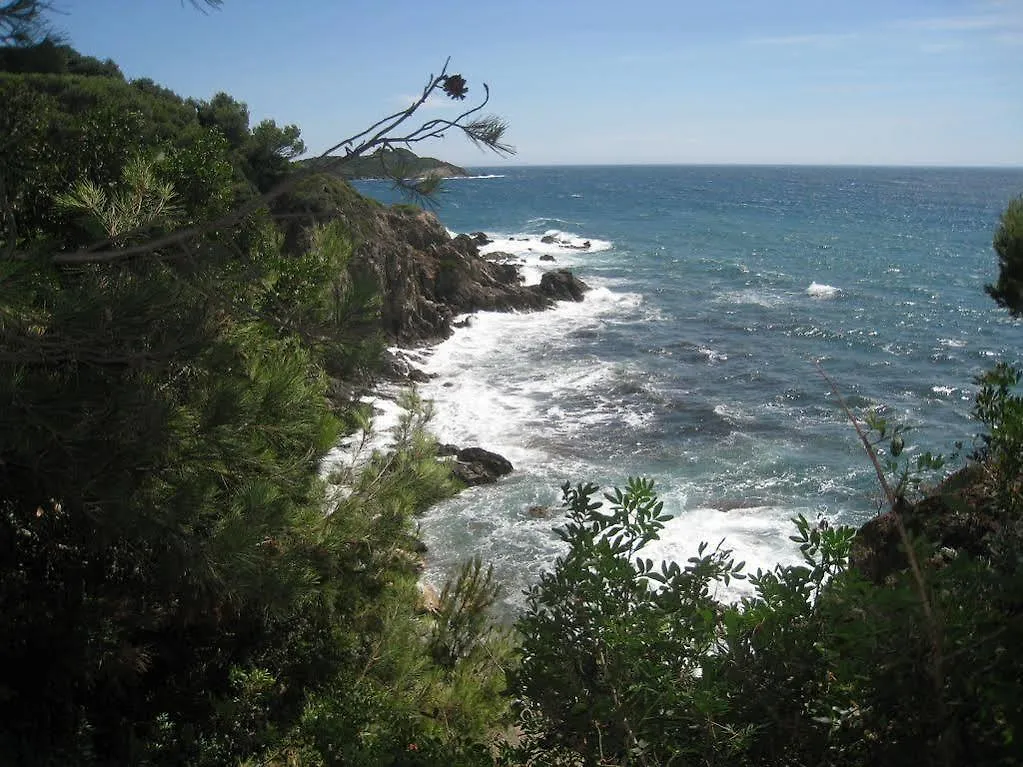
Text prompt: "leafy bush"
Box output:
[[509, 473, 1023, 766]]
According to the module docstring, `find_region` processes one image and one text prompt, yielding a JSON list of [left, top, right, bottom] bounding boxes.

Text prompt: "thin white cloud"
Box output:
[[918, 40, 967, 53], [899, 4, 1023, 36], [908, 15, 1004, 31], [746, 32, 858, 47], [994, 31, 1023, 44]]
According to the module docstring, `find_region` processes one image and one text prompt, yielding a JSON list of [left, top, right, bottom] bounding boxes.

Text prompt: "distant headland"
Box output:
[[306, 146, 468, 180]]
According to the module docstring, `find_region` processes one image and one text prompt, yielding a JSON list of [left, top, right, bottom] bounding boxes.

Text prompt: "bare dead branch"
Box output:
[[816, 361, 946, 731]]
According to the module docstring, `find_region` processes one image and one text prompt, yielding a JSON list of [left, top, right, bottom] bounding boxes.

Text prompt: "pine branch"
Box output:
[[31, 60, 512, 266]]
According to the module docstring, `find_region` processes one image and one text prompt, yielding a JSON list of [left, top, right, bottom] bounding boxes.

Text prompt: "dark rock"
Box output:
[[408, 367, 431, 383], [706, 498, 767, 512], [453, 316, 472, 328], [451, 446, 514, 486], [540, 234, 557, 244], [539, 254, 556, 262], [411, 537, 429, 554], [849, 465, 1001, 584], [582, 240, 591, 248], [485, 251, 518, 263], [539, 269, 589, 302], [469, 231, 492, 246], [451, 462, 491, 486], [457, 447, 513, 474], [436, 443, 460, 456], [348, 207, 554, 344], [526, 505, 551, 519], [849, 508, 905, 584]]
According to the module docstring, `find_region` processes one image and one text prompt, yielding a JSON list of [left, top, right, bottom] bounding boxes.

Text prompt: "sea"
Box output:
[[353, 165, 1023, 611]]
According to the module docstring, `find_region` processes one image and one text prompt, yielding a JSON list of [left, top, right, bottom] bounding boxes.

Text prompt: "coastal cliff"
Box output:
[[351, 206, 587, 343], [275, 174, 589, 346]]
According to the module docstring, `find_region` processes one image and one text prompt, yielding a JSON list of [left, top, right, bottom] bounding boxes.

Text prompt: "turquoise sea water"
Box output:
[[356, 165, 1023, 608]]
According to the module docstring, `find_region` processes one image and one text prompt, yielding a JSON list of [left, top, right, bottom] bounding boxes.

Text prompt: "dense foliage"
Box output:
[[0, 37, 508, 766], [988, 196, 1023, 317], [506, 464, 1023, 765]]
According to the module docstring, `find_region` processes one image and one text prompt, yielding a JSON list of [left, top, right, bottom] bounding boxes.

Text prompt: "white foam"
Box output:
[[939, 338, 967, 349], [931, 385, 956, 396], [319, 389, 409, 481], [717, 289, 785, 308], [645, 503, 808, 601], [471, 230, 612, 286], [700, 347, 728, 363], [446, 174, 507, 180], [481, 230, 612, 257], [807, 282, 841, 299], [713, 403, 753, 423], [416, 286, 643, 465]]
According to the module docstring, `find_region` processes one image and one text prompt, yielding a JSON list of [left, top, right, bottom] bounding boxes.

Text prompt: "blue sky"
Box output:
[[54, 0, 1022, 167]]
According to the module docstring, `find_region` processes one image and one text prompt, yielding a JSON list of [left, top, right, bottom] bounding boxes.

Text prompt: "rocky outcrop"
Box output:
[[539, 269, 589, 302], [540, 234, 592, 250], [448, 446, 514, 486], [348, 209, 589, 344], [849, 465, 1001, 583]]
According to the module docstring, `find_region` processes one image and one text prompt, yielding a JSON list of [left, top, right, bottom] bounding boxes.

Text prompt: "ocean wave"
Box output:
[[700, 347, 728, 363], [446, 174, 507, 180], [806, 282, 841, 299], [716, 289, 785, 308], [713, 403, 753, 423], [415, 285, 643, 466]]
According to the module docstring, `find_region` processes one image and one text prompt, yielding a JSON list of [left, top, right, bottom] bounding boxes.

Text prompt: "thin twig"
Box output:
[[816, 362, 948, 762]]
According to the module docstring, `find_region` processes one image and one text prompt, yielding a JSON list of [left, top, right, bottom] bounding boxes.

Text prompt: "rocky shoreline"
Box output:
[[341, 204, 592, 489], [340, 200, 1006, 613], [349, 205, 589, 345]]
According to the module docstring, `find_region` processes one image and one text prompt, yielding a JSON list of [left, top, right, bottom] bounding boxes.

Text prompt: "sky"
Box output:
[[52, 0, 1023, 168]]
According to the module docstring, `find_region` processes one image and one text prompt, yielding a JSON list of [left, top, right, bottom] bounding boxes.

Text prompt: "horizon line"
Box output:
[[454, 161, 1023, 171]]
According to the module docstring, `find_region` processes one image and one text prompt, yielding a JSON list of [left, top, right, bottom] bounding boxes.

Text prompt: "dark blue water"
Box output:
[[356, 165, 1023, 605]]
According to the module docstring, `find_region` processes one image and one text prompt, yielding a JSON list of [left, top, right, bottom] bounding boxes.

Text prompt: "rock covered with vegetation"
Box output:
[[311, 145, 469, 180]]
